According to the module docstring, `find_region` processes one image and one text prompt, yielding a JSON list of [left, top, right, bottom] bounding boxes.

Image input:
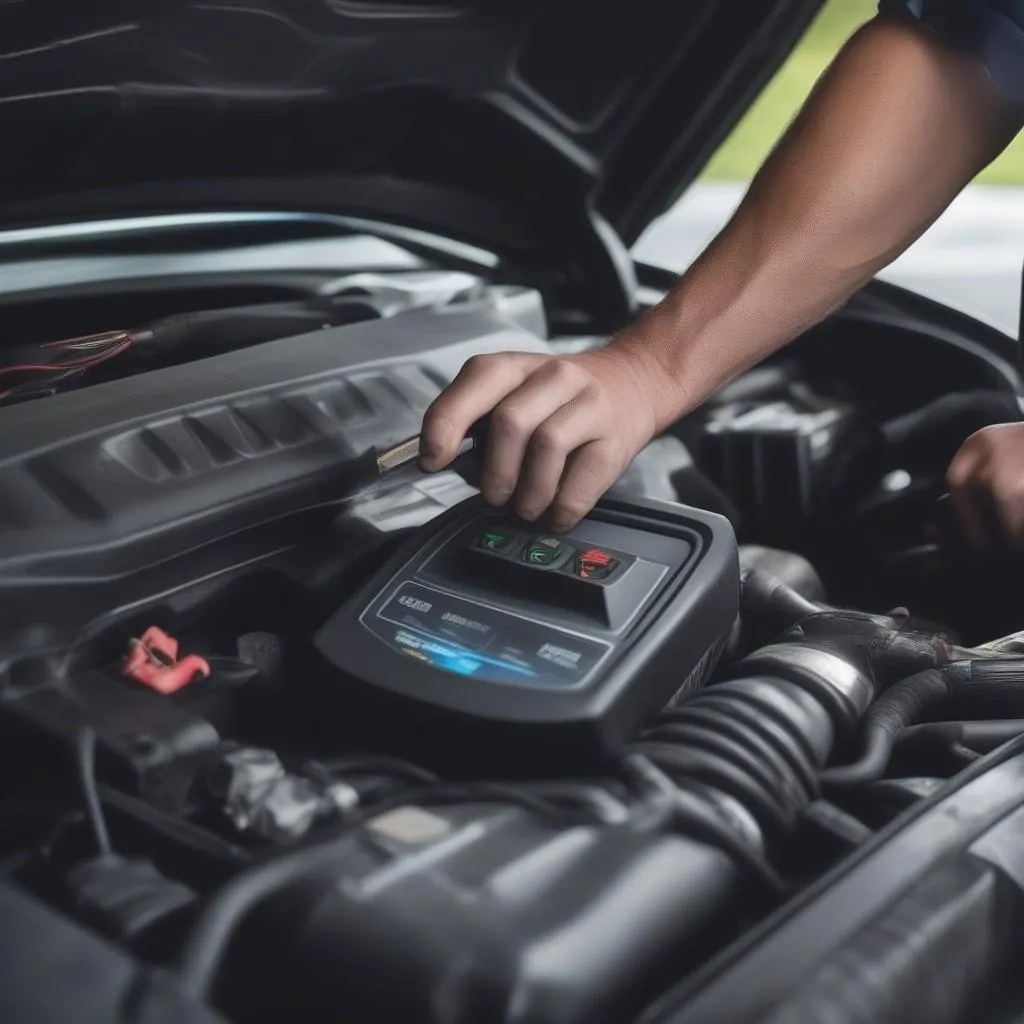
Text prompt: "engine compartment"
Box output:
[[5, 245, 1024, 1023]]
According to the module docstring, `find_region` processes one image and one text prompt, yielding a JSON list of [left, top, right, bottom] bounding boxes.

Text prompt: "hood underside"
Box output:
[[3, 0, 823, 326]]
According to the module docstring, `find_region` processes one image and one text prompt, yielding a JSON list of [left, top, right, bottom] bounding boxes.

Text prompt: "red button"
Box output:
[[575, 548, 619, 580]]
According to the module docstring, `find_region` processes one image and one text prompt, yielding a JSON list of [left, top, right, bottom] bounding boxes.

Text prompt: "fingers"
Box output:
[[420, 349, 655, 530], [548, 440, 626, 532], [482, 360, 596, 510], [993, 477, 1024, 547], [947, 424, 1024, 552], [419, 353, 540, 470], [947, 439, 990, 551], [511, 395, 606, 520]]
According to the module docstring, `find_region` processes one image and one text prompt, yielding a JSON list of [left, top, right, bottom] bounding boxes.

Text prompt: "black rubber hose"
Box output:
[[649, 697, 820, 798], [632, 676, 835, 846], [621, 755, 787, 898], [899, 720, 1024, 755], [823, 659, 1024, 789], [313, 755, 439, 786], [732, 569, 825, 656], [733, 572, 955, 690], [75, 728, 112, 858], [739, 547, 827, 603], [727, 610, 957, 759], [774, 610, 953, 687], [740, 568, 824, 628]]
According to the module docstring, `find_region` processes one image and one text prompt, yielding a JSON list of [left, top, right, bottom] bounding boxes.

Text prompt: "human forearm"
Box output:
[[418, 12, 1024, 532], [616, 15, 1022, 426]]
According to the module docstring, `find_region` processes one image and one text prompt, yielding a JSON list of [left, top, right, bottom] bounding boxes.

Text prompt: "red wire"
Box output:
[[40, 330, 130, 351], [0, 335, 132, 394], [0, 336, 131, 379]]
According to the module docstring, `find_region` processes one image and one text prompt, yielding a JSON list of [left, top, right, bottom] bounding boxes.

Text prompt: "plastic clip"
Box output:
[[122, 626, 210, 695]]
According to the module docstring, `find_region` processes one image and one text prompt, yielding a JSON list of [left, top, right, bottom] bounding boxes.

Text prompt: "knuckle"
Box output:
[[946, 455, 979, 489], [994, 471, 1024, 500], [532, 422, 567, 454], [460, 353, 495, 378], [545, 357, 587, 389], [420, 408, 455, 458], [553, 499, 589, 525], [492, 404, 529, 440], [956, 433, 984, 460], [945, 461, 967, 488], [968, 424, 1005, 452], [421, 403, 451, 434], [978, 422, 1008, 440], [516, 499, 543, 522], [589, 447, 622, 478]]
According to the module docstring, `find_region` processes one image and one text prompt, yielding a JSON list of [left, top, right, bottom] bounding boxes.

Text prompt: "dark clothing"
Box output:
[[881, 0, 1024, 103]]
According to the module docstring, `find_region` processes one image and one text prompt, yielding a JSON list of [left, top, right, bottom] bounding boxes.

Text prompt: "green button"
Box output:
[[474, 526, 518, 555], [523, 536, 567, 567]]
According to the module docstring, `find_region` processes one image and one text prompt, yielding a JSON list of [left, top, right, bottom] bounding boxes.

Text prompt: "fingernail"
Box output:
[[484, 491, 512, 508]]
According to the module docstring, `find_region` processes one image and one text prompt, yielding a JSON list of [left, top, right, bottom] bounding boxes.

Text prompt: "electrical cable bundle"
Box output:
[[0, 331, 131, 402], [0, 295, 384, 404]]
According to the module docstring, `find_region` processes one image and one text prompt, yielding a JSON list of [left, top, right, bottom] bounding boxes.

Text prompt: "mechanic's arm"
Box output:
[[421, 14, 1022, 532]]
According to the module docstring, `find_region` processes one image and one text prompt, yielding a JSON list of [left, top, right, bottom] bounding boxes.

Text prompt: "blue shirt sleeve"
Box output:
[[879, 0, 1024, 105]]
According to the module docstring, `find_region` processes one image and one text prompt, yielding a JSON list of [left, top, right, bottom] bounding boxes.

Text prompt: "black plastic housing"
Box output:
[[313, 494, 739, 770], [217, 800, 738, 1024], [0, 298, 549, 646], [0, 301, 548, 580], [0, 880, 226, 1024], [0, 669, 219, 813], [652, 738, 1024, 1024], [701, 393, 874, 546]]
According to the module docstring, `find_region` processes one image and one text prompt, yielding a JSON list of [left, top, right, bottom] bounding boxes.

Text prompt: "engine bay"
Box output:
[[4, 243, 1024, 1023]]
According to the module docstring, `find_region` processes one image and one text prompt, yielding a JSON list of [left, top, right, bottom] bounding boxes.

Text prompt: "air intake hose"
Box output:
[[635, 597, 960, 847], [640, 607, 972, 850], [823, 658, 1024, 790], [733, 567, 958, 686], [634, 676, 834, 848], [732, 604, 959, 719], [732, 566, 826, 656]]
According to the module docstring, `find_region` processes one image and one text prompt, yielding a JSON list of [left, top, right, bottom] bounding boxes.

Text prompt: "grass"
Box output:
[[702, 0, 1024, 186]]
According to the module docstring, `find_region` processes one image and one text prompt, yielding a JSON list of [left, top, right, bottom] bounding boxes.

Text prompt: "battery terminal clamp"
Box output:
[[122, 627, 210, 695]]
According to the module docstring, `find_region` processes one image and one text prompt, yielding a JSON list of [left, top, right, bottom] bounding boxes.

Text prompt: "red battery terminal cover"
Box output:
[[122, 626, 210, 695]]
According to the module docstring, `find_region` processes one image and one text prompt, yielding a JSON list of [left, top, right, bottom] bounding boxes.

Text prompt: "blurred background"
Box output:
[[634, 0, 1024, 338]]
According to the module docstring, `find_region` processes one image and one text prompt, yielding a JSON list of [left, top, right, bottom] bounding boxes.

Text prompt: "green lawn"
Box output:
[[702, 0, 1024, 186]]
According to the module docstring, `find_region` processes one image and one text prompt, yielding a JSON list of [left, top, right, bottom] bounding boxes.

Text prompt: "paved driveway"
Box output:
[[633, 183, 1024, 340]]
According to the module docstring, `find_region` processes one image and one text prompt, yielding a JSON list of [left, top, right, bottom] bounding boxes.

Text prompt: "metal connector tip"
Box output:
[[376, 435, 422, 474]]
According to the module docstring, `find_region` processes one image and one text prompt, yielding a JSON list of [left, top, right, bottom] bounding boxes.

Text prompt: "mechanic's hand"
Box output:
[[419, 346, 681, 531], [946, 422, 1024, 551]]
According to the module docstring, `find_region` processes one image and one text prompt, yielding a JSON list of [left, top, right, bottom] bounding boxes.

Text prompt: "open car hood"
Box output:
[[2, 0, 825, 326]]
